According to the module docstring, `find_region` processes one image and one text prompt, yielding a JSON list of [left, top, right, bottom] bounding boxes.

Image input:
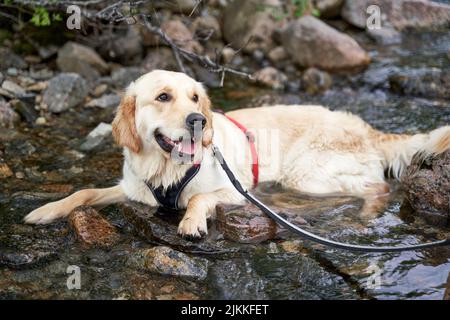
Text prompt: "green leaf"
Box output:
[[30, 7, 51, 27]]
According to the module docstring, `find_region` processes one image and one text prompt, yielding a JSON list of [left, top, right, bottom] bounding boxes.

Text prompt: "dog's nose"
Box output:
[[186, 113, 206, 130]]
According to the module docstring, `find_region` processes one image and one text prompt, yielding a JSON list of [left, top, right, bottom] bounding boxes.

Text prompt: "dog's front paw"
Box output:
[[24, 201, 66, 224], [177, 214, 208, 239]]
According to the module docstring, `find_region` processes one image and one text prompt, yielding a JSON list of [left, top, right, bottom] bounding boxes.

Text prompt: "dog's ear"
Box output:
[[112, 95, 142, 153], [199, 93, 214, 146]]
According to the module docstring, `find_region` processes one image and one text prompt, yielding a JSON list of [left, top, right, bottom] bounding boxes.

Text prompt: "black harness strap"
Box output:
[[146, 164, 201, 212]]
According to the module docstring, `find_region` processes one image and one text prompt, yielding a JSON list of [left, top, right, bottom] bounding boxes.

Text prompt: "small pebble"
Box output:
[[35, 117, 46, 125]]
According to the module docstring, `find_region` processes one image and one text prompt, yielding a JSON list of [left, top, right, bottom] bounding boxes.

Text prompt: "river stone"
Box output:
[[280, 16, 370, 72], [43, 73, 89, 113], [57, 42, 109, 81], [0, 100, 20, 129], [313, 0, 344, 18], [191, 15, 222, 41], [128, 246, 209, 280], [302, 67, 333, 94], [252, 67, 287, 90], [79, 122, 113, 151], [152, 0, 200, 14], [86, 94, 120, 109], [69, 206, 120, 248], [0, 48, 28, 70], [0, 158, 13, 178], [1, 80, 26, 96], [111, 67, 144, 89], [141, 48, 177, 72], [389, 68, 450, 99], [402, 150, 450, 227], [342, 0, 450, 31], [223, 0, 282, 54], [119, 201, 239, 255], [216, 203, 308, 244]]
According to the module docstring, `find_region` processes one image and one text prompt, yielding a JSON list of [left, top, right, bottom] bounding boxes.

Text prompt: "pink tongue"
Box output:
[[177, 141, 195, 155]]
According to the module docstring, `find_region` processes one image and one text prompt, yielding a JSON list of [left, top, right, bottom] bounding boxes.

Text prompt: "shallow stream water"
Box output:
[[0, 31, 449, 300]]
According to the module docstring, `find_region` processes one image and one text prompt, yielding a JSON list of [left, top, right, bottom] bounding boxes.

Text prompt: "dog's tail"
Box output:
[[375, 126, 450, 179]]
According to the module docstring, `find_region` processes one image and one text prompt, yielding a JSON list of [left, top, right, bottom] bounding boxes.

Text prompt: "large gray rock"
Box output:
[[43, 73, 89, 113], [280, 16, 370, 72], [223, 0, 282, 54], [342, 0, 450, 30], [57, 42, 109, 81]]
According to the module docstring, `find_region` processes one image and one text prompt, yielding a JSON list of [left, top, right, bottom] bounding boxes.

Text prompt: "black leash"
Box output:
[[211, 145, 450, 253]]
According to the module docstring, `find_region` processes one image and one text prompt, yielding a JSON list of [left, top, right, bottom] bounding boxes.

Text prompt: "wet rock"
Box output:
[[1, 80, 25, 96], [0, 48, 28, 70], [57, 42, 109, 82], [161, 20, 202, 53], [268, 46, 288, 64], [363, 66, 400, 88], [98, 27, 143, 66], [216, 203, 308, 244], [26, 81, 48, 92], [128, 246, 209, 280], [402, 150, 450, 227], [313, 0, 344, 18], [0, 158, 13, 178], [9, 98, 39, 124], [342, 0, 450, 31], [191, 15, 222, 41], [141, 48, 177, 72], [0, 250, 57, 269], [69, 206, 120, 248], [43, 73, 89, 113], [86, 94, 120, 109], [301, 67, 332, 94], [223, 0, 282, 54], [111, 67, 144, 89], [367, 26, 402, 45], [253, 67, 287, 90], [0, 100, 20, 128], [153, 0, 200, 14], [221, 47, 237, 64], [79, 122, 113, 151], [280, 16, 370, 72], [389, 68, 450, 99], [119, 201, 239, 255]]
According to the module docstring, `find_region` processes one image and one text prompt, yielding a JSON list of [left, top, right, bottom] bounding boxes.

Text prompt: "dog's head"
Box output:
[[112, 70, 213, 161]]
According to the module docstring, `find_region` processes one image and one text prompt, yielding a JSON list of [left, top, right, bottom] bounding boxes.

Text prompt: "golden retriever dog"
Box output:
[[24, 70, 450, 238]]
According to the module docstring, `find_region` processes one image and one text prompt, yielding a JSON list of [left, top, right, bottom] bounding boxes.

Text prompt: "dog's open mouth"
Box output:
[[154, 129, 196, 156]]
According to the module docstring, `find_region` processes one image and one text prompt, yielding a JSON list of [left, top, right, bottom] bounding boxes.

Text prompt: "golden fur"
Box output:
[[24, 70, 450, 238]]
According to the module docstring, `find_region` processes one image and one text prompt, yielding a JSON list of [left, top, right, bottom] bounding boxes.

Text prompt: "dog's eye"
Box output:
[[192, 94, 199, 103], [156, 93, 171, 102]]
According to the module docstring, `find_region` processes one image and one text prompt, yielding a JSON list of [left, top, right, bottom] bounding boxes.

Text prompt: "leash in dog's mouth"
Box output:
[[211, 144, 450, 253], [154, 129, 197, 157]]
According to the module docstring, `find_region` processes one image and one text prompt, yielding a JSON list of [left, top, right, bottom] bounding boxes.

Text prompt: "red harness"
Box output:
[[223, 114, 259, 188]]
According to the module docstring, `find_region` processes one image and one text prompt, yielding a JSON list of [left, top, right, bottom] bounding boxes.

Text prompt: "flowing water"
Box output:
[[0, 31, 449, 300]]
